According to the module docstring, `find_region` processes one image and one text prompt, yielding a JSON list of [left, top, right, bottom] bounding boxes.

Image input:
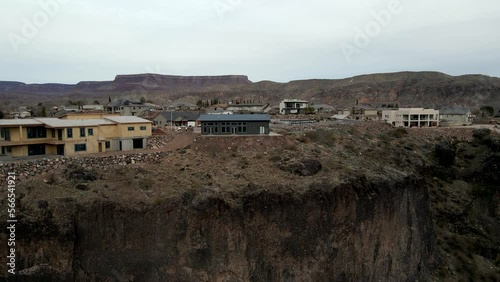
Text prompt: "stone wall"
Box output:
[[0, 151, 168, 181]]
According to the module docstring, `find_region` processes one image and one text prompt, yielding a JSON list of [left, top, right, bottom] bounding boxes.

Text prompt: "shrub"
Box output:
[[390, 128, 408, 138], [305, 129, 336, 147], [472, 128, 491, 140], [64, 164, 99, 182]]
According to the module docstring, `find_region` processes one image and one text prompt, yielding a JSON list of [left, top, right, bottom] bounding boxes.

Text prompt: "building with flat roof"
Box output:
[[382, 108, 440, 128], [105, 99, 163, 116], [154, 112, 200, 127], [279, 99, 309, 115], [0, 116, 152, 157], [199, 114, 270, 135]]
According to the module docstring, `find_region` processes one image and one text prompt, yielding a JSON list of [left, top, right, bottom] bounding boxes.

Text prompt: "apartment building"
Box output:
[[382, 108, 440, 128], [0, 116, 152, 157]]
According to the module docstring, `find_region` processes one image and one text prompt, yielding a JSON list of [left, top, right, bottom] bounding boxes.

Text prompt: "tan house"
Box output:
[[382, 108, 440, 128], [0, 116, 152, 157], [439, 107, 473, 126]]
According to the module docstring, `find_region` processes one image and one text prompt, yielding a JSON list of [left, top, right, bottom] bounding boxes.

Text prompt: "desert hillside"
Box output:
[[1, 72, 499, 112]]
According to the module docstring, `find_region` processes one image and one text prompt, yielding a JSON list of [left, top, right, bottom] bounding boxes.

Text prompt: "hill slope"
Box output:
[[1, 72, 499, 110]]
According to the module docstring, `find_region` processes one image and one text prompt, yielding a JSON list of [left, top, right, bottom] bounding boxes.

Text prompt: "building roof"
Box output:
[[440, 107, 471, 115], [157, 112, 200, 121], [199, 114, 270, 122], [104, 116, 152, 124], [0, 116, 150, 128], [0, 119, 44, 127], [311, 104, 334, 109], [281, 99, 308, 103], [227, 103, 267, 107], [106, 99, 143, 108], [167, 101, 198, 108], [34, 118, 108, 128]]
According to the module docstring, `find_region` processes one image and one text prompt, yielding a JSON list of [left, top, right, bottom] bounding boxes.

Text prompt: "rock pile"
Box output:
[[0, 151, 168, 181], [147, 135, 174, 149]]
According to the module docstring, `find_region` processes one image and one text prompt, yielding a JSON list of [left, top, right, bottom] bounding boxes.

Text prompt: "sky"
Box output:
[[1, 0, 500, 84]]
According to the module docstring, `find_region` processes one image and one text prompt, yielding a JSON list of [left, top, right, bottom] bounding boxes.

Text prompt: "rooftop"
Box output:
[[199, 114, 271, 122], [0, 119, 44, 127], [440, 107, 471, 115], [34, 118, 108, 128], [104, 116, 152, 124]]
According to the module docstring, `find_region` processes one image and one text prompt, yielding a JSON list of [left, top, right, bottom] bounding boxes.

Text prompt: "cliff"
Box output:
[[0, 121, 499, 281]]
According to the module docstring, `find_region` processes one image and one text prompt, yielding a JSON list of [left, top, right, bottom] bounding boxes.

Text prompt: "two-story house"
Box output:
[[0, 116, 152, 157]]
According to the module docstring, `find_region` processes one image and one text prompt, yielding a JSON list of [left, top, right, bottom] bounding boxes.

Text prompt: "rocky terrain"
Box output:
[[1, 71, 500, 112], [0, 123, 498, 281]]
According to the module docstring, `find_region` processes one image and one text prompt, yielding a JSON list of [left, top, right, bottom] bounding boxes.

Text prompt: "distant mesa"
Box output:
[[0, 74, 252, 94], [113, 74, 252, 89]]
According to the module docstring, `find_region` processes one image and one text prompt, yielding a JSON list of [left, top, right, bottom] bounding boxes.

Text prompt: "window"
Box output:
[[128, 127, 135, 131], [0, 128, 4, 138], [51, 129, 55, 138], [67, 128, 73, 138], [88, 128, 94, 136], [80, 128, 85, 137], [28, 144, 45, 156], [26, 127, 47, 139], [75, 144, 87, 152], [105, 141, 110, 149], [140, 126, 147, 130]]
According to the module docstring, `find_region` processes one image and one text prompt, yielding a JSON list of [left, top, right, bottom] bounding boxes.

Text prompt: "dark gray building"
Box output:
[[199, 114, 270, 135]]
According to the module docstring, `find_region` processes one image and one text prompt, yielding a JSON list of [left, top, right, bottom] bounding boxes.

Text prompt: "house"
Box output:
[[350, 106, 379, 120], [205, 107, 233, 115], [279, 99, 309, 115], [311, 104, 335, 113], [7, 111, 31, 119], [166, 101, 199, 111], [439, 107, 473, 126], [82, 105, 105, 111], [382, 108, 440, 128], [154, 112, 200, 127], [105, 99, 163, 116], [199, 114, 270, 135], [0, 116, 152, 157], [337, 108, 351, 116], [226, 103, 271, 113]]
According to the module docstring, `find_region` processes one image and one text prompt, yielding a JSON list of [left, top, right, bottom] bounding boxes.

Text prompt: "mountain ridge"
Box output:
[[1, 71, 499, 110]]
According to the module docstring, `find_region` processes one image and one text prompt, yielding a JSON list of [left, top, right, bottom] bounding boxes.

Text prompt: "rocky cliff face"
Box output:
[[0, 175, 433, 281], [70, 176, 432, 281]]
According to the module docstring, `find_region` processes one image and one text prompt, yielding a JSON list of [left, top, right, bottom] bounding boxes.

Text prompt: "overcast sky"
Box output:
[[1, 0, 500, 83]]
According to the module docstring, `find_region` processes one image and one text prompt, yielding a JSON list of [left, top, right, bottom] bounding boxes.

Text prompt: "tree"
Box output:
[[480, 106, 495, 117], [140, 97, 146, 104], [41, 106, 47, 117], [94, 100, 100, 105], [196, 100, 203, 108], [304, 107, 315, 115]]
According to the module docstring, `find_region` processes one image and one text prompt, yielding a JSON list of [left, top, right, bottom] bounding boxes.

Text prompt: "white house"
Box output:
[[279, 99, 309, 115], [382, 108, 440, 128]]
